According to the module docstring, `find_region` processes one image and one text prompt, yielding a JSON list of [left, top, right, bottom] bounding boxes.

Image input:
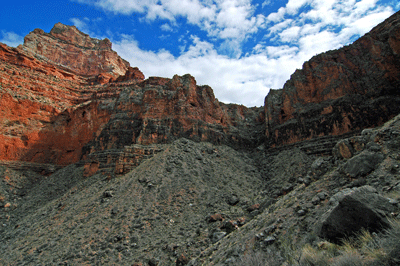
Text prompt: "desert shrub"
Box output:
[[373, 219, 400, 266], [299, 244, 331, 266], [331, 250, 364, 266], [233, 250, 282, 266]]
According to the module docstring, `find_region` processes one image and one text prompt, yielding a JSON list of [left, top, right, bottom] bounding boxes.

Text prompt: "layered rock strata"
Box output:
[[2, 10, 400, 177], [265, 11, 400, 147], [80, 74, 265, 176], [21, 22, 130, 77], [0, 23, 264, 176]]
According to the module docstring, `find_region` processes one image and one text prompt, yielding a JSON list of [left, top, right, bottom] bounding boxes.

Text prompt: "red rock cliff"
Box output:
[[0, 24, 145, 168], [265, 11, 400, 147], [20, 23, 130, 77], [0, 23, 264, 175]]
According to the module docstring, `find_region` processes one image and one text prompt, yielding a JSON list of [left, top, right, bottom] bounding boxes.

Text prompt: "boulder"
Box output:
[[318, 186, 395, 243], [342, 151, 384, 178]]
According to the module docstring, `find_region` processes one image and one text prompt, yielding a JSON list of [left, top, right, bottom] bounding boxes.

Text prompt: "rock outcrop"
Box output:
[[265, 11, 400, 147], [20, 22, 130, 76], [0, 23, 264, 175], [81, 74, 264, 176], [318, 186, 395, 243], [2, 11, 400, 175], [2, 12, 400, 266]]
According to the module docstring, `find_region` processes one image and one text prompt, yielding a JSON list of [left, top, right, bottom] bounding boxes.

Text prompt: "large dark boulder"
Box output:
[[318, 186, 395, 243], [342, 151, 384, 178]]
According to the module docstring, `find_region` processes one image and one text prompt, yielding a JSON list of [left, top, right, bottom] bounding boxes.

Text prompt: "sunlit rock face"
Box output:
[[0, 24, 264, 174], [21, 22, 130, 76]]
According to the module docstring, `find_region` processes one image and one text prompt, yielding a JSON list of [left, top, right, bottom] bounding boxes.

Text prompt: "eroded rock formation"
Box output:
[[0, 23, 264, 175], [2, 11, 400, 176], [265, 11, 400, 147], [21, 22, 130, 76]]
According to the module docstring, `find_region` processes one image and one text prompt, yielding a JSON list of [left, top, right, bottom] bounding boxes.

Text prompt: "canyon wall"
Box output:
[[265, 11, 400, 147], [1, 11, 400, 175], [0, 23, 264, 175]]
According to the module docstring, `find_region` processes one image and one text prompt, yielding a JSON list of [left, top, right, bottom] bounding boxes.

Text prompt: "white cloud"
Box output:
[[160, 23, 174, 32], [79, 0, 266, 41], [267, 7, 286, 22], [285, 0, 310, 15], [0, 31, 24, 47], [70, 17, 89, 30], [113, 34, 309, 106], [107, 0, 398, 106], [67, 0, 399, 106], [279, 26, 301, 42], [262, 0, 272, 9], [267, 0, 395, 49]]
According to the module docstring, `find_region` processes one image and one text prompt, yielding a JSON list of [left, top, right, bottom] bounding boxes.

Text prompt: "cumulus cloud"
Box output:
[[160, 23, 174, 32], [265, 0, 394, 58], [70, 17, 89, 30], [106, 0, 397, 106], [113, 34, 308, 107], [262, 0, 272, 9], [0, 31, 24, 47], [78, 0, 266, 41]]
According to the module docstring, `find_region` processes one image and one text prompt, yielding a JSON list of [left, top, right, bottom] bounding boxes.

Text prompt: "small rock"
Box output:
[[303, 177, 312, 186], [176, 254, 190, 266], [103, 190, 113, 198], [297, 209, 306, 216], [333, 139, 355, 159], [388, 198, 399, 205], [148, 258, 159, 266], [207, 213, 223, 223], [311, 196, 320, 205], [263, 236, 276, 245], [366, 142, 382, 152], [227, 195, 240, 206], [317, 192, 327, 200], [311, 158, 325, 170], [256, 232, 264, 240], [211, 231, 226, 243], [264, 224, 276, 235], [247, 203, 260, 212], [111, 207, 119, 216]]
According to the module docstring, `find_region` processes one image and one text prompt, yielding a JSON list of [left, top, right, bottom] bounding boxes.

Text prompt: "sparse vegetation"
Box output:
[[231, 220, 400, 266], [232, 250, 282, 266]]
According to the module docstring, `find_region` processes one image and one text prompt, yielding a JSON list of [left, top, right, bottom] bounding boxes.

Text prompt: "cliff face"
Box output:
[[81, 74, 264, 175], [21, 22, 130, 77], [265, 11, 400, 147], [0, 24, 141, 168], [0, 23, 264, 175], [3, 14, 400, 266], [2, 11, 400, 175]]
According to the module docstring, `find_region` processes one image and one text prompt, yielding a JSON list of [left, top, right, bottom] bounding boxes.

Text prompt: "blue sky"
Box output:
[[1, 0, 399, 107]]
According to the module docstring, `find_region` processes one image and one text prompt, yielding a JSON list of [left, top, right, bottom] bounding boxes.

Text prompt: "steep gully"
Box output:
[[0, 11, 400, 176]]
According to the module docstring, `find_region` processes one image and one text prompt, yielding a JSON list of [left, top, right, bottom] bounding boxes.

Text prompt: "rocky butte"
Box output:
[[0, 11, 400, 266]]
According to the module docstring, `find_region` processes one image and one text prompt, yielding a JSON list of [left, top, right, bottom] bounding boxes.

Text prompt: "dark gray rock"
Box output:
[[211, 231, 227, 243], [318, 186, 395, 243], [264, 224, 276, 235], [342, 151, 384, 178], [263, 236, 276, 246], [226, 195, 240, 206]]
